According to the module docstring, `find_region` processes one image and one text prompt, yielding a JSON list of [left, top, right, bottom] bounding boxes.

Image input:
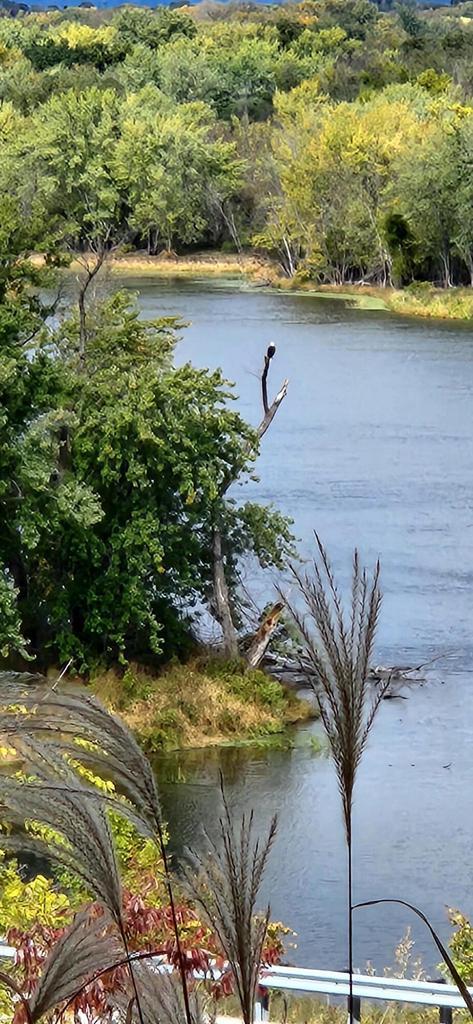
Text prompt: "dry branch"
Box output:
[[212, 344, 289, 659], [245, 602, 284, 669]]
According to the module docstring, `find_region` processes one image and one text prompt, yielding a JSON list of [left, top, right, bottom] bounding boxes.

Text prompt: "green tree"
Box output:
[[260, 86, 424, 283], [116, 93, 243, 253], [397, 3, 426, 45], [152, 30, 279, 120], [26, 85, 128, 352], [392, 120, 459, 287], [451, 114, 473, 284], [0, 256, 63, 661], [113, 7, 196, 49], [29, 86, 125, 254], [0, 291, 292, 668], [316, 0, 379, 40]]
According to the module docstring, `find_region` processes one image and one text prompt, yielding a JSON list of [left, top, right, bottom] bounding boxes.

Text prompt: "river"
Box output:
[[119, 275, 473, 975]]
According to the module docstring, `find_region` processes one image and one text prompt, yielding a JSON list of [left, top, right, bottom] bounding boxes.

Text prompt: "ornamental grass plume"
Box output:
[[0, 765, 123, 925], [0, 681, 162, 836], [110, 967, 215, 1024], [25, 908, 122, 1024], [281, 537, 473, 1022], [0, 678, 192, 1024], [184, 780, 277, 1024], [280, 536, 386, 1024]]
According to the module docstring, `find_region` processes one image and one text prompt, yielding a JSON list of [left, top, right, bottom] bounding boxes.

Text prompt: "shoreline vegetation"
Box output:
[[106, 251, 473, 322], [56, 659, 315, 753]]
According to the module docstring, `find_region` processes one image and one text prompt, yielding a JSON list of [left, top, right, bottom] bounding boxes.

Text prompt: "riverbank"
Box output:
[[107, 252, 473, 321], [108, 250, 266, 279], [274, 280, 473, 320], [88, 658, 313, 753]]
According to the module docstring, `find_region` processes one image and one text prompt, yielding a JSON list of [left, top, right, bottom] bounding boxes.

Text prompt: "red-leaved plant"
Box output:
[[7, 876, 285, 1023]]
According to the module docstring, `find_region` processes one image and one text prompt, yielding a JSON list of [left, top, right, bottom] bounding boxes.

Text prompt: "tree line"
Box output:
[[1, 1, 473, 284]]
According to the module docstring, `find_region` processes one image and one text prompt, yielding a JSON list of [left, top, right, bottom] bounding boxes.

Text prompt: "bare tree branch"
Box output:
[[77, 247, 107, 365], [257, 378, 289, 440], [259, 343, 287, 435], [211, 344, 289, 658]]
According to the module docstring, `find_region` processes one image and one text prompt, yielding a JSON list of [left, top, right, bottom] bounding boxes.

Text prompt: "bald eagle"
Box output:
[[267, 343, 276, 360]]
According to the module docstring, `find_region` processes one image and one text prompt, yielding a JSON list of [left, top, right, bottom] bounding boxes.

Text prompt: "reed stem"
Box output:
[[156, 819, 194, 1024], [119, 923, 146, 1024], [348, 823, 354, 1024]]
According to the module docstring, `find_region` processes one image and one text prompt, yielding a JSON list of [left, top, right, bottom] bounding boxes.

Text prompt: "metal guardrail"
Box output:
[[256, 966, 473, 1024], [0, 943, 15, 960], [2, 940, 470, 1023]]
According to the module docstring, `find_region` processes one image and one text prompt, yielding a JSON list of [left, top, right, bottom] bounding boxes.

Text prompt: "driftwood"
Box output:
[[368, 665, 426, 684], [368, 650, 456, 687], [263, 649, 454, 697]]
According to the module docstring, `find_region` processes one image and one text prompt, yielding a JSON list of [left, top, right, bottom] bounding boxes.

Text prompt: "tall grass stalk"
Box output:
[[281, 537, 387, 1024], [355, 900, 473, 1018], [184, 779, 277, 1024]]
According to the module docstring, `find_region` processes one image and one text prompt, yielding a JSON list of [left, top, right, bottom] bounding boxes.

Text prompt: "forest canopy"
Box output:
[[1, 0, 473, 285]]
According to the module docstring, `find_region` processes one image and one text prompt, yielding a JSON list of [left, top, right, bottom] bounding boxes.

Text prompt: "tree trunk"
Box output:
[[77, 249, 107, 367], [211, 526, 239, 659], [216, 199, 242, 254], [465, 253, 473, 287], [245, 602, 284, 669], [78, 285, 87, 365], [281, 236, 296, 277], [210, 349, 289, 661], [440, 250, 452, 289]]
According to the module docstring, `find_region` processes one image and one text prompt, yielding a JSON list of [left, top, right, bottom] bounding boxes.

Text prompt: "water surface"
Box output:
[[120, 276, 473, 974]]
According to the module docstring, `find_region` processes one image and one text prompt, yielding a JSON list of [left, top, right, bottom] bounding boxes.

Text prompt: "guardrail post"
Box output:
[[437, 976, 453, 1024], [343, 969, 361, 1024], [255, 986, 269, 1023], [348, 995, 361, 1024]]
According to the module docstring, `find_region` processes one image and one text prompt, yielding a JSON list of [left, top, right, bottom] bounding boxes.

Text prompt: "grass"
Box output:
[[38, 247, 473, 320], [217, 931, 466, 1024], [90, 658, 313, 753], [109, 254, 473, 320], [266, 276, 390, 310], [217, 996, 453, 1024], [260, 274, 473, 320], [385, 283, 473, 320], [107, 250, 268, 279]]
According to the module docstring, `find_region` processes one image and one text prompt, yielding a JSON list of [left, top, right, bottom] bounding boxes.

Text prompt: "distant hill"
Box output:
[[1, 0, 276, 10], [0, 0, 195, 9], [0, 0, 454, 12]]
